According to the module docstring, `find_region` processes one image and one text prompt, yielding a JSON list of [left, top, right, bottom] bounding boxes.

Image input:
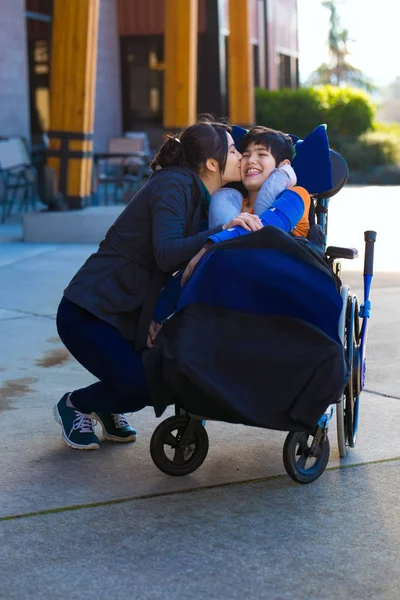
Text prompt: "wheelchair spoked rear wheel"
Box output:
[[337, 288, 361, 458], [150, 415, 209, 476], [283, 430, 330, 484]]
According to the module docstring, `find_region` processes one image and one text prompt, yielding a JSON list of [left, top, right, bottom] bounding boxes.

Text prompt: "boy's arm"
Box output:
[[181, 187, 306, 286], [254, 165, 296, 215], [208, 188, 244, 228], [207, 187, 305, 244]]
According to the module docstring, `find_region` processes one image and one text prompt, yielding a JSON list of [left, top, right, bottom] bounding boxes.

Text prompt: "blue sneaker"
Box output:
[[53, 393, 100, 450], [93, 413, 137, 443]]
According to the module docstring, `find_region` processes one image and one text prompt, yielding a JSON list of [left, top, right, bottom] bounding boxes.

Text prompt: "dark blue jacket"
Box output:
[[64, 167, 222, 342]]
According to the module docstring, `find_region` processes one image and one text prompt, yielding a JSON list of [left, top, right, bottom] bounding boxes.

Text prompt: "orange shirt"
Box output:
[[291, 186, 311, 238], [242, 186, 311, 238]]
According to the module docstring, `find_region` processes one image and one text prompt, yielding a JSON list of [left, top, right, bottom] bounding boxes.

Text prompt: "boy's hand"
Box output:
[[147, 321, 162, 349], [222, 212, 262, 232]]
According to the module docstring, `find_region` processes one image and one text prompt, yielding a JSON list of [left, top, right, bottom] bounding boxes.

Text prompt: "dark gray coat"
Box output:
[[64, 167, 222, 343]]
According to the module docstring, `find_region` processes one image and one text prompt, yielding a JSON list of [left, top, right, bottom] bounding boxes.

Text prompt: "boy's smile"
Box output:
[[245, 167, 262, 177]]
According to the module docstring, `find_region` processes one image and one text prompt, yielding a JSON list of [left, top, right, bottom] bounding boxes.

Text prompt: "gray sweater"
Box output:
[[64, 167, 222, 342]]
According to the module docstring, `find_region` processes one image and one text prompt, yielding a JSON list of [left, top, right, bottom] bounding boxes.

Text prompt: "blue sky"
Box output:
[[298, 0, 399, 87]]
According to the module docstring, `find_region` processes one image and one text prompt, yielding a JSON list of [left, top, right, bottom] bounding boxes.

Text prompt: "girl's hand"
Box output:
[[222, 212, 263, 231], [147, 321, 162, 349]]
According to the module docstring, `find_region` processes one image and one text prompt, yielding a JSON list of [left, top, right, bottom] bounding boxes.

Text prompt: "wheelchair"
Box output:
[[149, 149, 377, 484]]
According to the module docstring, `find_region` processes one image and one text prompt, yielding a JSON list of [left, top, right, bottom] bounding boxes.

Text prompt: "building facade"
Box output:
[[118, 0, 298, 137], [1, 0, 298, 151]]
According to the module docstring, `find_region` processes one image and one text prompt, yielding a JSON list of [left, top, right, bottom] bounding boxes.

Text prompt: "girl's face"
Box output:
[[220, 132, 242, 185]]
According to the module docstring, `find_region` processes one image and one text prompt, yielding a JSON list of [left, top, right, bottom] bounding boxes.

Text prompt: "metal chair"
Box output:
[[0, 138, 38, 223], [93, 137, 150, 204]]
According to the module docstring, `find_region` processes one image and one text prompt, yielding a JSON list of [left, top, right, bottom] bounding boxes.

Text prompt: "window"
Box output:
[[279, 53, 291, 89], [26, 1, 53, 139]]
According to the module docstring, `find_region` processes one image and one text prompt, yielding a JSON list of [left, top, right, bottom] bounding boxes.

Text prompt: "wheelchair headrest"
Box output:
[[290, 125, 332, 195], [231, 124, 348, 199], [314, 148, 349, 199]]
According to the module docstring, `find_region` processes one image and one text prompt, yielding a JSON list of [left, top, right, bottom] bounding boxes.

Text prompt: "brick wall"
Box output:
[[94, 0, 123, 152], [0, 0, 30, 139]]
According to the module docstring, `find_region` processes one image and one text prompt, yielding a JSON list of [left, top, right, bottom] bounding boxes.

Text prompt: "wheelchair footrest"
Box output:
[[326, 246, 358, 260]]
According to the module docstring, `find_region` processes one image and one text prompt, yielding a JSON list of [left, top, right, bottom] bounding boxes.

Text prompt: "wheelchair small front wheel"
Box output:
[[150, 415, 209, 476], [283, 430, 330, 484]]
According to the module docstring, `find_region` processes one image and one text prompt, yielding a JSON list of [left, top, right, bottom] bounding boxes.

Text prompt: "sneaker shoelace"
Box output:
[[72, 411, 95, 434], [112, 414, 129, 429]]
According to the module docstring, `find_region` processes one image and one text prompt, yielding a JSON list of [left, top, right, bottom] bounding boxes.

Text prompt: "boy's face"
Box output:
[[241, 142, 277, 192]]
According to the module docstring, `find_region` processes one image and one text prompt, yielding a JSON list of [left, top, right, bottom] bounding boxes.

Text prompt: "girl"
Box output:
[[54, 118, 261, 450]]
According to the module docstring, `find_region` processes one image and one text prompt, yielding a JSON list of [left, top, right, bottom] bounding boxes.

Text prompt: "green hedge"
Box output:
[[329, 132, 399, 171], [255, 85, 375, 138], [255, 85, 400, 176], [348, 165, 400, 185]]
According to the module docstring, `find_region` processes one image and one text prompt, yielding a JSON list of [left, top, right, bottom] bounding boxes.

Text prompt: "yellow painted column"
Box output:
[[47, 0, 99, 209], [228, 0, 255, 127], [163, 0, 198, 130]]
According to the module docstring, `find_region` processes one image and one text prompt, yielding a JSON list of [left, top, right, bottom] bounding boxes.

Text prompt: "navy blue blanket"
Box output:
[[144, 227, 347, 432]]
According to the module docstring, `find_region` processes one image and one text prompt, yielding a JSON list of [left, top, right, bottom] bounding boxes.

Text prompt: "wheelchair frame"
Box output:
[[323, 226, 376, 460], [149, 151, 377, 484]]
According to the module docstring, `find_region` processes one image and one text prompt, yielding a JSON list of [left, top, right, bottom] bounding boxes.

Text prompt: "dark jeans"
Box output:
[[56, 297, 148, 414]]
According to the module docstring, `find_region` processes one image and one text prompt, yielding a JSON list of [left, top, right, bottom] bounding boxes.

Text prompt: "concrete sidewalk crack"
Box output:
[[1, 456, 399, 523], [364, 389, 400, 400], [0, 247, 61, 270], [0, 307, 55, 319]]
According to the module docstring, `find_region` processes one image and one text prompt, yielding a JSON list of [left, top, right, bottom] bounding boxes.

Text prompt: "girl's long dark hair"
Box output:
[[151, 115, 231, 174]]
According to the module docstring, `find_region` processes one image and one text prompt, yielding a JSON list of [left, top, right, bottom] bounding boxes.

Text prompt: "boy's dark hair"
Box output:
[[151, 114, 231, 174], [241, 126, 293, 165]]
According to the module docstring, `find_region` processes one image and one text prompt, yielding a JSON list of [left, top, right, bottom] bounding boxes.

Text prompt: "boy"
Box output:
[[177, 127, 312, 286], [208, 126, 311, 240]]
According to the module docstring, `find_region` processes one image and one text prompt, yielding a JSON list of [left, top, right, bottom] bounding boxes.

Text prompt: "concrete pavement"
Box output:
[[0, 185, 399, 599]]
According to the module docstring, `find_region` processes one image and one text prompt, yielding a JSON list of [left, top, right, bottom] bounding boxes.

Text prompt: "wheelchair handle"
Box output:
[[364, 230, 377, 276]]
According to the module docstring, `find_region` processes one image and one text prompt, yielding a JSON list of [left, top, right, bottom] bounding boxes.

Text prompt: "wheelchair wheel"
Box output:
[[337, 289, 361, 457], [283, 430, 330, 484], [150, 415, 209, 476]]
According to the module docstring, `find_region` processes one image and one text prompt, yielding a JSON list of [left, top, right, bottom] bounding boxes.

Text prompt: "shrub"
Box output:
[[329, 131, 400, 172], [255, 85, 375, 138], [316, 86, 375, 137], [348, 165, 400, 185], [255, 87, 324, 138], [370, 124, 400, 163], [254, 86, 400, 179]]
